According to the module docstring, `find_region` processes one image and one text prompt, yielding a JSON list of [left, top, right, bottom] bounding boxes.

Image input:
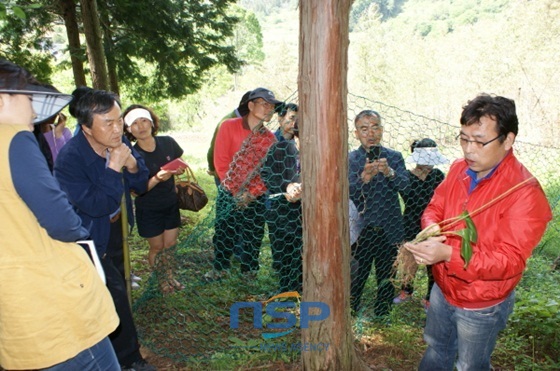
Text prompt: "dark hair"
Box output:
[[354, 109, 382, 125], [237, 90, 252, 116], [69, 86, 94, 118], [460, 94, 518, 139], [75, 90, 121, 128], [411, 138, 437, 153], [0, 59, 39, 91], [293, 122, 300, 138], [278, 102, 298, 117], [122, 104, 159, 142]]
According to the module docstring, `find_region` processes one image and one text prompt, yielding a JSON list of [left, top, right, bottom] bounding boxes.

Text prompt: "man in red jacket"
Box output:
[[405, 94, 552, 370], [206, 88, 280, 281]]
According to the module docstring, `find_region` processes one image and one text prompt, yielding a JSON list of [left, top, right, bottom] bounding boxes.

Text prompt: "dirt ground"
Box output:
[[141, 336, 424, 371]]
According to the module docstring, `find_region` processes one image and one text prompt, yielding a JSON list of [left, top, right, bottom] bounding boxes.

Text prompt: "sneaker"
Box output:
[[131, 281, 140, 290], [202, 269, 229, 282], [122, 358, 156, 371], [422, 299, 430, 312], [393, 290, 412, 304], [131, 273, 142, 282]]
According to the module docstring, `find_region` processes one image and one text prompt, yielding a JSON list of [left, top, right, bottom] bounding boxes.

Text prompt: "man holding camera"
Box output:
[[348, 109, 409, 318]]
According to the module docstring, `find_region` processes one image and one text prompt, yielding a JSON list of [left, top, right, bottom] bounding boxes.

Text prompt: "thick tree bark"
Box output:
[[299, 1, 368, 370], [58, 0, 87, 87], [79, 0, 109, 90]]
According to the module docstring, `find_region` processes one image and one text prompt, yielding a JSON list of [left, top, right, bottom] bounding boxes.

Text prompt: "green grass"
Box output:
[[125, 128, 560, 370]]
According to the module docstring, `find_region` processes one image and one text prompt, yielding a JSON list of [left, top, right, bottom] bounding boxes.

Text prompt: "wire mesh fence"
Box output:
[[132, 92, 560, 365]]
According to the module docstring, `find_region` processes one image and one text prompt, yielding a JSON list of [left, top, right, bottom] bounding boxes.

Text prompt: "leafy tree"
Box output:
[[100, 0, 242, 101], [0, 0, 243, 101], [0, 0, 56, 83], [230, 6, 265, 68]]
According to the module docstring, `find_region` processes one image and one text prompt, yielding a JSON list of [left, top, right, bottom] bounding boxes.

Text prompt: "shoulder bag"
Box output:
[[175, 166, 209, 212]]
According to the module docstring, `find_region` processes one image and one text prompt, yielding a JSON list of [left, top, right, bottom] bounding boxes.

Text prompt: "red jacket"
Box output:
[[214, 117, 276, 197], [422, 150, 551, 309]]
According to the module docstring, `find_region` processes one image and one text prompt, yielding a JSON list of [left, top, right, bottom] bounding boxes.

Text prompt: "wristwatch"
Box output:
[[386, 167, 395, 179]]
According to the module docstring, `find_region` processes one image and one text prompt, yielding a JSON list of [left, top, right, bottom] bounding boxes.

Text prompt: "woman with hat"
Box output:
[[123, 104, 185, 294], [0, 60, 120, 369], [394, 138, 449, 309]]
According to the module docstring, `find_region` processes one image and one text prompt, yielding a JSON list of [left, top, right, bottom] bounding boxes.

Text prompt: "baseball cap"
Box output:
[[247, 87, 282, 105]]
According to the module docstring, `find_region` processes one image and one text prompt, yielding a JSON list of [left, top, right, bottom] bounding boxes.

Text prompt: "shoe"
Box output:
[[202, 269, 229, 282], [393, 290, 412, 304], [422, 299, 430, 312], [122, 358, 156, 371], [131, 281, 140, 290], [131, 273, 142, 283]]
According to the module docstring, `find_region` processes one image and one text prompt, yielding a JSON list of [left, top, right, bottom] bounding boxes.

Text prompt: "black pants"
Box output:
[[212, 188, 266, 272], [350, 225, 397, 317], [267, 199, 302, 293], [103, 218, 142, 366]]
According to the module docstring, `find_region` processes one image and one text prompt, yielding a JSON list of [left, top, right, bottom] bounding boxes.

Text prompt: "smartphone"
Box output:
[[367, 146, 381, 162]]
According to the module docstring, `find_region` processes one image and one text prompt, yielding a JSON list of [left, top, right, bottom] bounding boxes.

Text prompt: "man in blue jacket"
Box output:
[[55, 90, 154, 371], [349, 109, 409, 318]]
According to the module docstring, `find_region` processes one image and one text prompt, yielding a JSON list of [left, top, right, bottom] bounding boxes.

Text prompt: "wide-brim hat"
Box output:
[[406, 147, 449, 166], [0, 83, 72, 124]]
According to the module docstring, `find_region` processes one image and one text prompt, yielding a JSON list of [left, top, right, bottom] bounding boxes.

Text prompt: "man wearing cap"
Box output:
[[55, 90, 155, 371], [348, 109, 409, 318], [207, 90, 251, 186], [206, 87, 281, 281], [0, 60, 120, 369]]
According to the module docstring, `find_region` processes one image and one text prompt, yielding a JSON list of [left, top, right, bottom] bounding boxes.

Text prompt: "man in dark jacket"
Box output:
[[55, 90, 154, 371], [348, 109, 409, 317]]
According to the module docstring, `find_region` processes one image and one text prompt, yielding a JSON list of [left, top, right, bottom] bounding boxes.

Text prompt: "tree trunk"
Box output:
[[299, 1, 368, 370], [58, 0, 87, 87], [79, 0, 109, 90], [98, 2, 119, 95]]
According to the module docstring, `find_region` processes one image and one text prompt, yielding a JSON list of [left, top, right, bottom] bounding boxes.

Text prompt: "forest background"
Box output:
[[2, 0, 560, 369], [3, 0, 560, 158]]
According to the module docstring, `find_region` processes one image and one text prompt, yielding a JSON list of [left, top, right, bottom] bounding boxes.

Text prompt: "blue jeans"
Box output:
[[419, 284, 515, 371], [42, 337, 120, 370]]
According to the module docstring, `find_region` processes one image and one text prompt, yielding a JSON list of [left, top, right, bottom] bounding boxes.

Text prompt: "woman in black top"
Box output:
[[124, 104, 185, 294]]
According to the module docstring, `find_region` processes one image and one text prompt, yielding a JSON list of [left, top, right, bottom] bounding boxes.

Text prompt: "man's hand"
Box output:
[[416, 223, 441, 242], [405, 235, 451, 265], [235, 192, 255, 209], [285, 182, 302, 202], [361, 157, 392, 182], [108, 144, 138, 173]]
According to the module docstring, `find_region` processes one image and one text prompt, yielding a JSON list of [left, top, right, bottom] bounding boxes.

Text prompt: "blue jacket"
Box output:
[[54, 130, 149, 256], [348, 145, 408, 246]]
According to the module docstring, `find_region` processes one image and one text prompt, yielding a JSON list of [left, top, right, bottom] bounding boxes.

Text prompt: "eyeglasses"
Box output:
[[456, 134, 503, 148], [254, 100, 275, 110], [358, 125, 383, 135]]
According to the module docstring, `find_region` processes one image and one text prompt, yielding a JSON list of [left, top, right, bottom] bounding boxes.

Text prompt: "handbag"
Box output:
[[175, 166, 208, 212]]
